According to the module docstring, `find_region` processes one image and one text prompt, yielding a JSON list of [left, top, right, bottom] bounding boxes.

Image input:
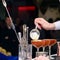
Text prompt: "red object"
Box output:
[[18, 6, 35, 11]]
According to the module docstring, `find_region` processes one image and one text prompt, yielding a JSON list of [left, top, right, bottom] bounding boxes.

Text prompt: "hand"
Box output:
[[34, 18, 55, 30]]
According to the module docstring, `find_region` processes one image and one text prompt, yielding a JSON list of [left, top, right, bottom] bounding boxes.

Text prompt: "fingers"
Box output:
[[34, 18, 42, 29], [34, 18, 50, 30]]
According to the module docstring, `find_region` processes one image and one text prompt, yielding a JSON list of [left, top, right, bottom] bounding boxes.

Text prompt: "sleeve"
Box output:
[[54, 21, 60, 30]]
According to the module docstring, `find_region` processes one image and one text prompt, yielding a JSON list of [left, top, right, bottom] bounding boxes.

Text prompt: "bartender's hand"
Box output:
[[34, 18, 55, 30], [34, 55, 49, 60]]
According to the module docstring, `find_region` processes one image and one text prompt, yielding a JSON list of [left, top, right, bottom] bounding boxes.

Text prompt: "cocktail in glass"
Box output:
[[31, 40, 44, 52], [42, 39, 50, 52], [49, 39, 57, 59], [43, 39, 57, 59]]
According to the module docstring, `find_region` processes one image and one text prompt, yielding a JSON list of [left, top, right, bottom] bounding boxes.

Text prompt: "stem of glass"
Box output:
[[43, 47, 45, 52], [49, 46, 51, 60], [37, 48, 39, 52]]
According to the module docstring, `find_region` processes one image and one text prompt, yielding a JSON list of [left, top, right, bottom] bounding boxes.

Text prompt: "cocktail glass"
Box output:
[[42, 39, 50, 52], [31, 40, 46, 57], [49, 39, 57, 60], [31, 40, 44, 52]]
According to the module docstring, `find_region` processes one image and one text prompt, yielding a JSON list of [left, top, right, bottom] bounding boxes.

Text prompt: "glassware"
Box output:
[[31, 40, 44, 52], [18, 44, 32, 60], [31, 40, 49, 57], [49, 39, 57, 60], [18, 24, 30, 60], [49, 39, 57, 46], [42, 39, 50, 52], [30, 26, 40, 40], [26, 44, 32, 60], [43, 39, 57, 60], [36, 51, 48, 57]]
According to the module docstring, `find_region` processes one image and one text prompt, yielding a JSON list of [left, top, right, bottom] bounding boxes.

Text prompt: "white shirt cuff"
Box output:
[[54, 21, 60, 30]]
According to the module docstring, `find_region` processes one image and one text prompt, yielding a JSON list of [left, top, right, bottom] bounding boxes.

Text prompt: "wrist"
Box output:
[[48, 23, 55, 30]]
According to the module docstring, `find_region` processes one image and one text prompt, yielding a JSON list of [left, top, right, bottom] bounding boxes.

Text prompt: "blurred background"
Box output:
[[0, 0, 60, 58], [0, 0, 60, 26]]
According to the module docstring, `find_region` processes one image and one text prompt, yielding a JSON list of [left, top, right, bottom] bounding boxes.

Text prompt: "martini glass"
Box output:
[[49, 39, 57, 60], [42, 39, 50, 52], [31, 40, 44, 53]]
